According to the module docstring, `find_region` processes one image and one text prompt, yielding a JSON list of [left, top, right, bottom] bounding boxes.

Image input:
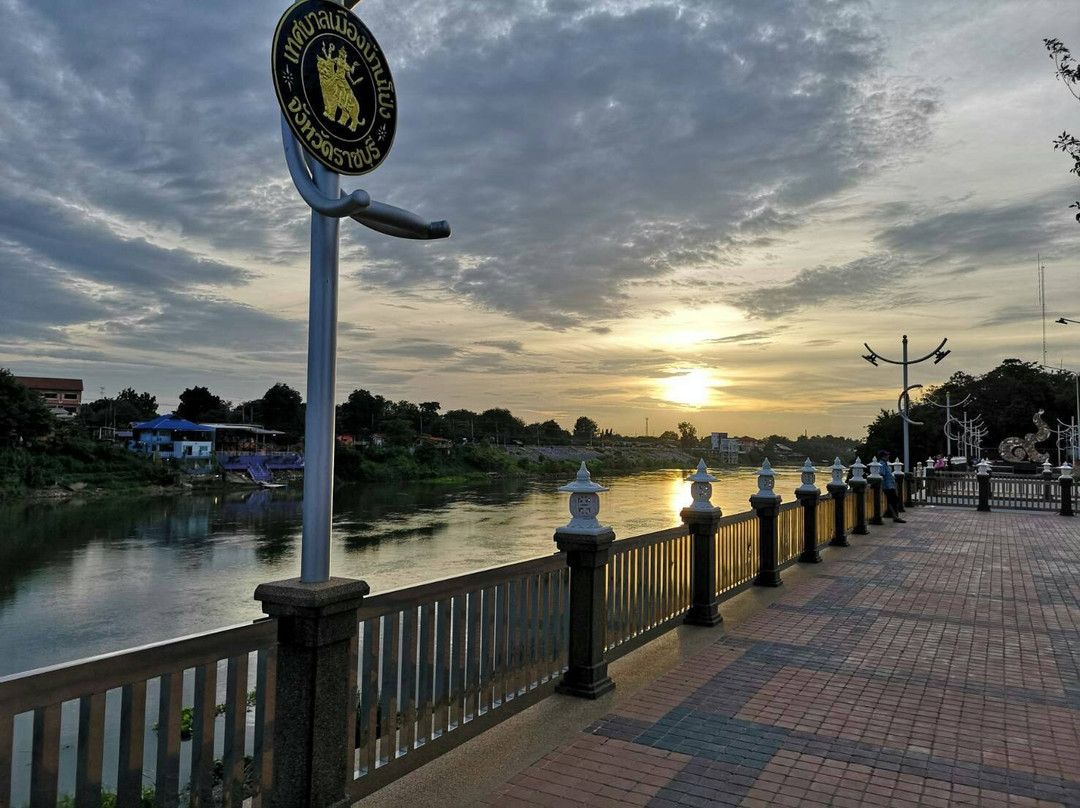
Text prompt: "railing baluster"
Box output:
[[381, 611, 400, 760], [345, 627, 360, 775], [155, 670, 183, 808], [496, 584, 509, 706], [74, 692, 105, 808], [417, 603, 434, 745], [117, 681, 146, 808], [363, 616, 380, 775], [29, 704, 60, 808], [189, 663, 216, 808], [0, 710, 12, 808], [467, 589, 481, 720], [222, 654, 248, 808], [402, 606, 417, 755], [449, 596, 463, 728], [482, 586, 496, 711], [253, 646, 276, 804], [434, 600, 449, 735]]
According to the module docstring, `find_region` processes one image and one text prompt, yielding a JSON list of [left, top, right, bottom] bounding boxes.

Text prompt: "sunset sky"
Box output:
[[1, 0, 1078, 439]]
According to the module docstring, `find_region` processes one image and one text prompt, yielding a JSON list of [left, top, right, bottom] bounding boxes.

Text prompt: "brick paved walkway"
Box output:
[[480, 509, 1080, 808]]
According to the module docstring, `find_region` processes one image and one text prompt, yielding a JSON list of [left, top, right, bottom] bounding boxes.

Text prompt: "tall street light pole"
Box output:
[[1055, 317, 1080, 461], [862, 335, 950, 475]]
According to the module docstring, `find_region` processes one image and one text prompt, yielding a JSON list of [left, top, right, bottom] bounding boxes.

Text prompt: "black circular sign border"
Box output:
[[272, 0, 397, 176]]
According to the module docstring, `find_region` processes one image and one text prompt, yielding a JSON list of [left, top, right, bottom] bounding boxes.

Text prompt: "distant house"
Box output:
[[710, 432, 740, 464], [131, 414, 214, 458], [201, 423, 286, 453], [417, 435, 453, 453], [15, 376, 83, 417]]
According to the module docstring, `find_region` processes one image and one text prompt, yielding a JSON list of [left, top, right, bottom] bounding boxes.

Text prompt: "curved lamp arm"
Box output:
[[898, 384, 924, 426], [352, 201, 451, 240], [864, 337, 948, 366], [282, 116, 371, 216], [281, 116, 450, 240]]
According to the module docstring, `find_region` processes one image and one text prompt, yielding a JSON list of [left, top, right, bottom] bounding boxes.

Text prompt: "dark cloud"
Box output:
[[708, 331, 772, 345], [474, 340, 526, 354], [731, 254, 904, 320], [369, 340, 461, 360]]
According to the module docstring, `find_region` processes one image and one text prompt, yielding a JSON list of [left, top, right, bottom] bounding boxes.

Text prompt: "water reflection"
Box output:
[[0, 466, 803, 674]]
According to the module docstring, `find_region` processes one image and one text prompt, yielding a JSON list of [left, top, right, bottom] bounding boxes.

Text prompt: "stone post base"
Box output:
[[255, 577, 369, 808], [681, 506, 724, 627], [554, 528, 616, 699]]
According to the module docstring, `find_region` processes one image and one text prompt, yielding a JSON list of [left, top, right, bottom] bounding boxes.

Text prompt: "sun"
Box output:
[[661, 368, 712, 407]]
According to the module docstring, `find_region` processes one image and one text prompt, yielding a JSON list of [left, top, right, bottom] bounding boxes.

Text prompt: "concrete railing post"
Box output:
[[850, 457, 868, 535], [976, 458, 992, 512], [255, 577, 369, 808], [682, 460, 723, 626], [553, 463, 616, 698], [796, 459, 821, 563], [1043, 459, 1054, 502], [827, 457, 850, 547], [751, 459, 783, 587], [868, 459, 884, 526], [1060, 464, 1074, 518]]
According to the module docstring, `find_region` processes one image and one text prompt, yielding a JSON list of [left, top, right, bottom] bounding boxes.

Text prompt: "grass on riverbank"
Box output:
[[333, 442, 700, 483], [0, 437, 178, 499]]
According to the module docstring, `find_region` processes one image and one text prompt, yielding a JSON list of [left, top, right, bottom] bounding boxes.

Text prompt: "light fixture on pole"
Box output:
[[862, 335, 949, 478]]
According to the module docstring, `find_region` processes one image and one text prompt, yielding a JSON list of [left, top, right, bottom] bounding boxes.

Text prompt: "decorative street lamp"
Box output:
[[269, 0, 450, 584], [862, 335, 949, 481]]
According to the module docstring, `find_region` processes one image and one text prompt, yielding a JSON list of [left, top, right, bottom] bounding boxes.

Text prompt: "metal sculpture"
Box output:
[[998, 410, 1051, 464]]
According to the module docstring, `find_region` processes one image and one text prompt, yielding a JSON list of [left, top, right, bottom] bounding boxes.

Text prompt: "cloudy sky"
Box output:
[[1, 0, 1078, 438]]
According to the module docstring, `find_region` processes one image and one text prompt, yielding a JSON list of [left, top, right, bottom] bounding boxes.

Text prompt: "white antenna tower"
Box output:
[[1038, 254, 1047, 366]]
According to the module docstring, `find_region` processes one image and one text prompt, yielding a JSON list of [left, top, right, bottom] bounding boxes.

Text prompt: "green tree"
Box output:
[[0, 369, 53, 447], [117, 388, 158, 421], [677, 421, 697, 448], [259, 383, 304, 436], [338, 389, 386, 435], [1043, 38, 1080, 221], [573, 416, 598, 443], [176, 386, 230, 423], [658, 430, 678, 441]]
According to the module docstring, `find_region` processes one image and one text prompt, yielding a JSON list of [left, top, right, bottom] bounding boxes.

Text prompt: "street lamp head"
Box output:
[[862, 353, 878, 367], [1058, 318, 1069, 325], [933, 349, 951, 364]]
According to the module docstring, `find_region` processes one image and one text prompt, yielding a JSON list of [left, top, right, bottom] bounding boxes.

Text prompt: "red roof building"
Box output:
[[14, 376, 84, 415]]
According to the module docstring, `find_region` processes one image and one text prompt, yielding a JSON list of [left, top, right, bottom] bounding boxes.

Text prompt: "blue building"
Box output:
[[131, 414, 214, 459]]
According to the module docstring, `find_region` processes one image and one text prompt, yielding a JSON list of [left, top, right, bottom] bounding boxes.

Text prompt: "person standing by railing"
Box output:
[[877, 449, 907, 523]]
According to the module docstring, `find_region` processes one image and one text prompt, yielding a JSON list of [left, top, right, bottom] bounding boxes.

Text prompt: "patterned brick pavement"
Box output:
[[479, 509, 1080, 807]]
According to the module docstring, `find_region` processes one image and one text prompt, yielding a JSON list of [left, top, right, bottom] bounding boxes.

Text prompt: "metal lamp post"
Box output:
[[862, 335, 949, 481]]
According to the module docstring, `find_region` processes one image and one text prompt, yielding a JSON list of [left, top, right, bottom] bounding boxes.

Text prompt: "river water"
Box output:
[[0, 465, 809, 676]]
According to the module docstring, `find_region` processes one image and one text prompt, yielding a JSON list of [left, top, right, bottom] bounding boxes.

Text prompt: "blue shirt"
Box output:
[[879, 461, 896, 489]]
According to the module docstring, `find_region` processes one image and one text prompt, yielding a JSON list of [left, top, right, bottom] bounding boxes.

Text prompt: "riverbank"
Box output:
[[0, 441, 713, 502]]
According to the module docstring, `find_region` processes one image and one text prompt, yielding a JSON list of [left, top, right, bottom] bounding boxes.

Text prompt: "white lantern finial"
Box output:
[[556, 462, 610, 534], [851, 456, 866, 481], [686, 459, 719, 512], [754, 458, 780, 499], [830, 457, 845, 486], [797, 458, 818, 493]]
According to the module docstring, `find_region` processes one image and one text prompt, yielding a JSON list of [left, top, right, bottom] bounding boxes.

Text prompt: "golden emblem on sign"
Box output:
[[316, 43, 365, 132]]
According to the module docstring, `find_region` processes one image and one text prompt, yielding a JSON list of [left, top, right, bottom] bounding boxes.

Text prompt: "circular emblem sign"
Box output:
[[272, 0, 397, 176]]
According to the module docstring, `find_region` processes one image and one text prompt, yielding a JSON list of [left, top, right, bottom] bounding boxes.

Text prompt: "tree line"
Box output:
[[859, 359, 1079, 463]]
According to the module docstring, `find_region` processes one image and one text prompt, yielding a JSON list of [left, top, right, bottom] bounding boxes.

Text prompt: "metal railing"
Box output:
[[0, 621, 277, 808], [987, 474, 1060, 511], [346, 553, 569, 800], [923, 472, 1062, 511], [2, 490, 870, 807], [606, 527, 692, 660], [715, 510, 758, 596]]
